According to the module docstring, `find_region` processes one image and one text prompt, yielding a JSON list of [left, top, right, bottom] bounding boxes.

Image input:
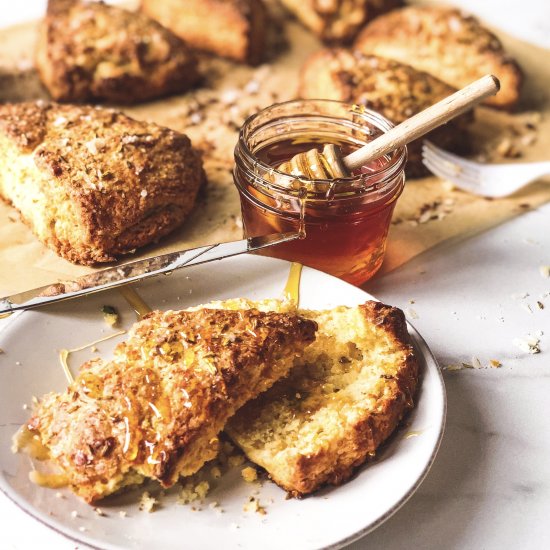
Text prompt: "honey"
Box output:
[[234, 100, 407, 286]]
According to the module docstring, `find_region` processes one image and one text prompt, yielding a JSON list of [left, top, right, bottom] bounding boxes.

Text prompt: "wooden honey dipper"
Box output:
[[277, 75, 500, 179]]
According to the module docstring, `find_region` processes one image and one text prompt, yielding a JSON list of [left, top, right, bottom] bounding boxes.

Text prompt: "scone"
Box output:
[[16, 307, 317, 502], [141, 0, 268, 65], [298, 49, 471, 177], [354, 5, 522, 109], [0, 101, 205, 265], [35, 0, 200, 104], [279, 0, 401, 43], [227, 301, 418, 496]]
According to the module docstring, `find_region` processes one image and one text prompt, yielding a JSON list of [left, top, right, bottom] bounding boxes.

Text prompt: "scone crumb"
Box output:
[[118, 510, 127, 518], [210, 466, 222, 479], [139, 491, 158, 513], [94, 507, 105, 517], [102, 305, 119, 326], [513, 336, 541, 354], [70, 510, 78, 519], [540, 266, 550, 279], [489, 359, 502, 368], [243, 496, 266, 515], [178, 480, 210, 504], [228, 454, 245, 467], [241, 466, 258, 483]]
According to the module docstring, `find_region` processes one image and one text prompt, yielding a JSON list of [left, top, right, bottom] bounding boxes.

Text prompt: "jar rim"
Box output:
[[236, 99, 407, 199]]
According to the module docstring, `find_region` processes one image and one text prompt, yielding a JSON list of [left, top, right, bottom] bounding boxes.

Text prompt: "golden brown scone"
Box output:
[[0, 101, 205, 265], [298, 49, 470, 177], [354, 5, 522, 109], [17, 307, 317, 503], [35, 0, 200, 104], [279, 0, 401, 43], [141, 0, 267, 65], [227, 301, 419, 496]]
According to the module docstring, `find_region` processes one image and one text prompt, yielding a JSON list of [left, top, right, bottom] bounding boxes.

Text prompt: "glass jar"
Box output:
[[233, 100, 407, 286]]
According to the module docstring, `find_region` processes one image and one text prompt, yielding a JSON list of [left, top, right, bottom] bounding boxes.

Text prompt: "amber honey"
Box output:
[[234, 100, 407, 286]]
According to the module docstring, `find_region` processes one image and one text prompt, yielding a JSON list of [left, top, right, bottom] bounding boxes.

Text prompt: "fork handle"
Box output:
[[343, 75, 500, 172]]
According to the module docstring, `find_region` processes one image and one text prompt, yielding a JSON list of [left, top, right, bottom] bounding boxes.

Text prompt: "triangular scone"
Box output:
[[141, 0, 268, 65], [299, 49, 470, 177], [0, 101, 204, 265], [35, 0, 199, 103], [354, 5, 522, 109], [21, 308, 316, 502], [227, 301, 419, 496], [278, 0, 401, 43]]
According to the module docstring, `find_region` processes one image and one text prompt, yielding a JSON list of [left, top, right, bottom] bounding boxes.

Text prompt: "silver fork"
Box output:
[[422, 141, 550, 198]]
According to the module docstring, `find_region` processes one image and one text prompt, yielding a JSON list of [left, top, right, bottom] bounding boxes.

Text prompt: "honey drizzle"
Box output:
[[59, 330, 126, 384], [119, 285, 152, 319], [283, 263, 303, 306], [404, 430, 423, 439]]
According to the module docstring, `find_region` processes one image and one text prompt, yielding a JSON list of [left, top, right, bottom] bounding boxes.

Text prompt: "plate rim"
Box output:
[[0, 255, 446, 550]]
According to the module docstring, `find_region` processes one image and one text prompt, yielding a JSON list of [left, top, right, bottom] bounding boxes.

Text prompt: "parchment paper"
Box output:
[[0, 3, 549, 295]]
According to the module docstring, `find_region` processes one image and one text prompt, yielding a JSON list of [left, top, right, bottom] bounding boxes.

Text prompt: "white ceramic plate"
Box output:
[[0, 255, 445, 550]]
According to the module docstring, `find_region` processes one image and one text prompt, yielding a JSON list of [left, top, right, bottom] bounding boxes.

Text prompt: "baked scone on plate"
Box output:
[[15, 307, 317, 502], [279, 0, 401, 43], [36, 0, 200, 104], [354, 5, 522, 109], [0, 101, 205, 265], [298, 49, 470, 177], [227, 301, 419, 496], [141, 0, 268, 65]]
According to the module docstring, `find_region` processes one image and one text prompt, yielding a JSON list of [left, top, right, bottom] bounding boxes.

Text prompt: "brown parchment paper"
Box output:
[[0, 2, 549, 295]]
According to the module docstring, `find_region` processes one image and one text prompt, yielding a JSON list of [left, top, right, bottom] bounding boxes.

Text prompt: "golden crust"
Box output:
[[227, 301, 419, 496], [354, 5, 522, 109], [0, 101, 205, 265], [25, 308, 317, 503], [141, 0, 268, 65], [298, 49, 470, 177], [35, 0, 200, 104], [279, 0, 401, 43]]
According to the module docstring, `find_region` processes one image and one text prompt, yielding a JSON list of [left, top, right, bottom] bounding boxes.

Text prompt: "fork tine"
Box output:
[[422, 157, 480, 190], [423, 141, 482, 169], [422, 147, 480, 181]]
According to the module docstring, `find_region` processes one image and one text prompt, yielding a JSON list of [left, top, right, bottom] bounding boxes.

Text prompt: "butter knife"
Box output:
[[0, 232, 299, 316]]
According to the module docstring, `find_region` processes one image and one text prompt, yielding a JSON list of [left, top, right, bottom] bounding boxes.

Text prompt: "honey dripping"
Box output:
[[283, 263, 303, 306], [119, 285, 152, 319]]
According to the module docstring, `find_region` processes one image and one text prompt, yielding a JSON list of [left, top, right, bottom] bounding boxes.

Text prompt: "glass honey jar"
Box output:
[[233, 100, 407, 286]]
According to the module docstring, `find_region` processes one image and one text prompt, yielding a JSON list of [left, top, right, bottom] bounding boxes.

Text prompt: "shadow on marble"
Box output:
[[349, 374, 489, 549]]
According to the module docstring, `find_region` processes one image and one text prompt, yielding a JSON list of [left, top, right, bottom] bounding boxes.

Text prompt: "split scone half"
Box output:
[[227, 300, 419, 496], [17, 307, 317, 503], [0, 101, 204, 265], [36, 0, 200, 104], [141, 0, 268, 65], [298, 49, 470, 177], [279, 0, 401, 43], [354, 5, 522, 109]]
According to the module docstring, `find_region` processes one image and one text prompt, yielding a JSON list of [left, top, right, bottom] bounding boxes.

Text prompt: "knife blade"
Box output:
[[0, 232, 299, 316]]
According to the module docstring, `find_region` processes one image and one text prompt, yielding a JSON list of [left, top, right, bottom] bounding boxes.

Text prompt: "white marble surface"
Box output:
[[1, 1, 550, 549]]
